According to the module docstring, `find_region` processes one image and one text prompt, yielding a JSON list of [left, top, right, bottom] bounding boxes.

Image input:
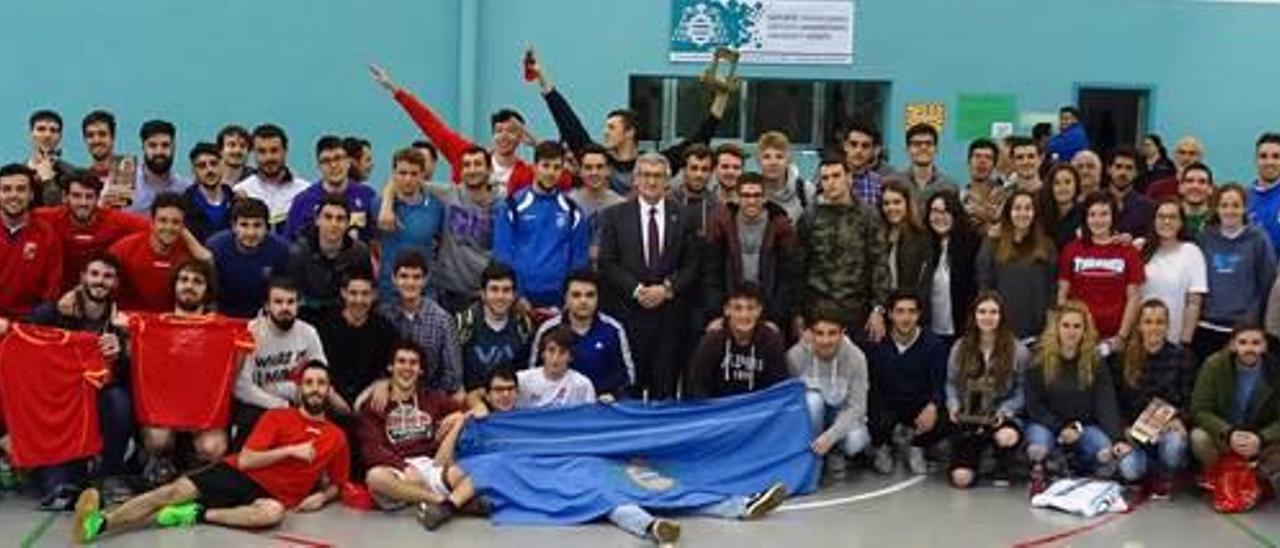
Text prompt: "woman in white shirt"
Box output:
[[1141, 199, 1207, 345]]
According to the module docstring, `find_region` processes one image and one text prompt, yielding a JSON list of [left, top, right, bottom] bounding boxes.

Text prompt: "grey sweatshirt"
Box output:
[[787, 336, 868, 444], [1197, 225, 1277, 326]]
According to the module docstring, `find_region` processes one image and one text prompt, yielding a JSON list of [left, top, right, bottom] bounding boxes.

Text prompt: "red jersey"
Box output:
[[129, 313, 253, 430], [226, 408, 349, 508], [1058, 239, 1145, 338], [0, 217, 63, 317], [108, 231, 191, 312], [35, 206, 150, 291], [0, 324, 109, 468]]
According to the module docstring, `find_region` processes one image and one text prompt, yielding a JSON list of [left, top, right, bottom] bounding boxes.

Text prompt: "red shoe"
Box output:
[[1028, 465, 1048, 498]]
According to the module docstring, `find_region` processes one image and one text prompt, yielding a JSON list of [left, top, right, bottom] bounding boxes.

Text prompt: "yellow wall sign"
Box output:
[[905, 102, 946, 132]]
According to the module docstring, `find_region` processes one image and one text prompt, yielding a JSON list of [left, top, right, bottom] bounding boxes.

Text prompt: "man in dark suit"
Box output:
[[597, 153, 700, 400]]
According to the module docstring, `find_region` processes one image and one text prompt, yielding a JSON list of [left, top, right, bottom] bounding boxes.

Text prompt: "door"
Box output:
[[1076, 87, 1150, 161]]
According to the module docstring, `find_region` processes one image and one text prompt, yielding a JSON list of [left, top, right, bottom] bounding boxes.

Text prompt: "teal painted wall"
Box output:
[[3, 0, 1279, 183], [0, 0, 460, 184]]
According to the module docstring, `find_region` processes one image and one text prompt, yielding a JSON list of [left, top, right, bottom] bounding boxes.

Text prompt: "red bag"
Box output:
[[1206, 453, 1261, 513]]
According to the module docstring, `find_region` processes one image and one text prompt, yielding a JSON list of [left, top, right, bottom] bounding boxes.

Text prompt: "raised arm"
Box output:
[[529, 49, 594, 157], [370, 63, 473, 176]]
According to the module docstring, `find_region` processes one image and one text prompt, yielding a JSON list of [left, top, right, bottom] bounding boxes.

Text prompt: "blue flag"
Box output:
[[458, 379, 819, 525]]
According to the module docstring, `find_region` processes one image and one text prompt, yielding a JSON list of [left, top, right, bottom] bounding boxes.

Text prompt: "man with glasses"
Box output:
[[597, 153, 699, 399], [901, 123, 957, 203], [283, 136, 379, 242]]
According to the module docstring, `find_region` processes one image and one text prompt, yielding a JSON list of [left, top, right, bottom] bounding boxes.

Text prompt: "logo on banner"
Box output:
[[672, 1, 762, 51], [623, 459, 677, 492]]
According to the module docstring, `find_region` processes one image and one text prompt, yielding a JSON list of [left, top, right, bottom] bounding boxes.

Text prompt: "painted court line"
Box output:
[[264, 532, 335, 547], [777, 475, 926, 512], [1011, 495, 1150, 548], [19, 512, 58, 548], [1220, 514, 1279, 548]]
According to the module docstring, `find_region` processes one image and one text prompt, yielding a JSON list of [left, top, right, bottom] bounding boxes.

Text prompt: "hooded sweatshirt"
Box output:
[[688, 324, 790, 398], [1197, 224, 1277, 326], [788, 336, 868, 442]]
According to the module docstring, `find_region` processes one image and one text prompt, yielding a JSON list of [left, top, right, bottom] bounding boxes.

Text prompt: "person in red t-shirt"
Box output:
[[0, 163, 63, 317], [359, 340, 481, 522], [73, 361, 348, 544], [1057, 192, 1145, 342], [137, 260, 241, 487], [34, 169, 150, 292], [108, 191, 211, 312]]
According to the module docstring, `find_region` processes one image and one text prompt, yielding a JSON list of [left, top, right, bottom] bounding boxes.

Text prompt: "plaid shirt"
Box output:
[[380, 297, 463, 393], [852, 169, 883, 208]]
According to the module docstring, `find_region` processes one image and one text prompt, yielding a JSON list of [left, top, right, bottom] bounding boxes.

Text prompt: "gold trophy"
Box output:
[[700, 47, 741, 95], [101, 155, 136, 209], [1128, 397, 1177, 445], [956, 378, 999, 427]]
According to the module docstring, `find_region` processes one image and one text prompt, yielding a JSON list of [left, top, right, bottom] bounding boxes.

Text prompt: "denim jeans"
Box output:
[[1025, 422, 1113, 474], [607, 497, 748, 538], [805, 391, 871, 456], [1117, 430, 1188, 481]]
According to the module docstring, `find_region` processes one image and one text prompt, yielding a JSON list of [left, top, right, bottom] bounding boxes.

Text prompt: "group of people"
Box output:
[[0, 52, 1276, 547]]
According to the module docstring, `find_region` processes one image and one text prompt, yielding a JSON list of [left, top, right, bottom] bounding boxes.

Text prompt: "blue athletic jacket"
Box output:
[[493, 186, 591, 307]]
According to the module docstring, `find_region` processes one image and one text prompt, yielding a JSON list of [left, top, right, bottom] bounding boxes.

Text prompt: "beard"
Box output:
[[82, 284, 111, 304], [270, 314, 296, 332], [145, 154, 173, 175], [300, 393, 327, 415], [175, 293, 204, 313]]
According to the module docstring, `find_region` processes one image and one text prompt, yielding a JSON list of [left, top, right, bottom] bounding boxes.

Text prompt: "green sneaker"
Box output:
[[72, 488, 103, 544], [155, 502, 201, 528]]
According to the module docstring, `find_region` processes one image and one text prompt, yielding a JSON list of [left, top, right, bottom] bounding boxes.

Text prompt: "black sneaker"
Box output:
[[458, 496, 492, 517], [743, 483, 787, 520], [39, 483, 81, 512], [142, 457, 177, 489], [416, 502, 455, 531]]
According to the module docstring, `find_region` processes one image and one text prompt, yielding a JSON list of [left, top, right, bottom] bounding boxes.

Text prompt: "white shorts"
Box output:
[[372, 456, 451, 510]]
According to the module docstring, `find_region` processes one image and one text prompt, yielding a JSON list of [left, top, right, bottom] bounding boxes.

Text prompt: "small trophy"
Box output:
[[102, 155, 136, 209], [1128, 397, 1177, 445], [699, 47, 741, 95], [956, 378, 998, 427]]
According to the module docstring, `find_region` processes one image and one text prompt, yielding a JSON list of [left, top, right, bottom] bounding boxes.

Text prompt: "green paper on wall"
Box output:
[[955, 94, 1016, 141]]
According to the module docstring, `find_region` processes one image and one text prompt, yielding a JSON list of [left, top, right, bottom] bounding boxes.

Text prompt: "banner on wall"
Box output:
[[670, 0, 854, 65]]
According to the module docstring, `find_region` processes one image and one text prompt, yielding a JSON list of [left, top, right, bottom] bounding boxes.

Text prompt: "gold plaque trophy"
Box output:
[[957, 378, 999, 427], [699, 47, 741, 94], [1128, 397, 1178, 445], [101, 155, 136, 209]]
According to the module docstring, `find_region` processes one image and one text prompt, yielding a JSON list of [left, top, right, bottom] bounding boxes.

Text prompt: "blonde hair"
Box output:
[[757, 131, 791, 153], [1036, 300, 1100, 387]]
